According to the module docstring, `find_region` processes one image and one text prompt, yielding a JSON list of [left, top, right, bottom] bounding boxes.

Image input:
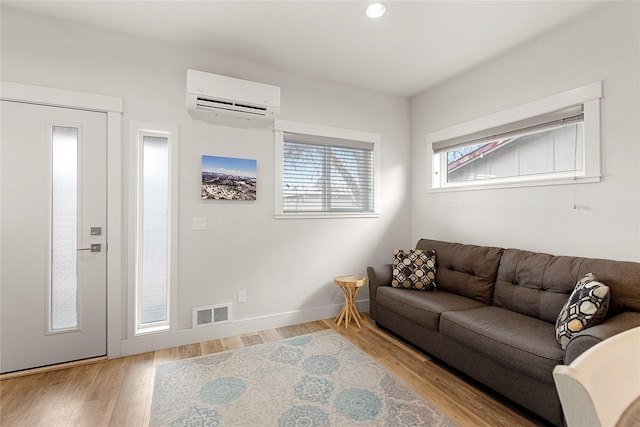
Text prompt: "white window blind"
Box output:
[[283, 133, 374, 213], [432, 105, 584, 154]]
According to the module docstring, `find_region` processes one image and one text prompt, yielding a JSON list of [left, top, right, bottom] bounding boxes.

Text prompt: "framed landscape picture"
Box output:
[[201, 155, 257, 200]]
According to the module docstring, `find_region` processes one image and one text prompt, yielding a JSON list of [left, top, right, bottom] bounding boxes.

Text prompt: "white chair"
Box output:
[[553, 326, 640, 427]]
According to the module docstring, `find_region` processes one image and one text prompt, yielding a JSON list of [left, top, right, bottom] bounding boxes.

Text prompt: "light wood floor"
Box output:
[[1, 314, 547, 426]]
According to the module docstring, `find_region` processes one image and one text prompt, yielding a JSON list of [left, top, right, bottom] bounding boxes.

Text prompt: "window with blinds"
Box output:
[[435, 106, 584, 184], [283, 137, 374, 213], [429, 81, 602, 190]]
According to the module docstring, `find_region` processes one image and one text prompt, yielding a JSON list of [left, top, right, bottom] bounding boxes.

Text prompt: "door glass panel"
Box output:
[[51, 126, 79, 330], [140, 136, 169, 324]]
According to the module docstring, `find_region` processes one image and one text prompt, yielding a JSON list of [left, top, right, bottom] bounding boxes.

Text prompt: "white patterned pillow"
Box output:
[[555, 273, 610, 349], [391, 249, 437, 291]]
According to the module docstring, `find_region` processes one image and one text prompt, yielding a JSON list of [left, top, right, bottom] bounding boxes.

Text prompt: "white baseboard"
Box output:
[[120, 300, 369, 356]]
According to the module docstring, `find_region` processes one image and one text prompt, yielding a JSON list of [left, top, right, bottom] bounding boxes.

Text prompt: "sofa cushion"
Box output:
[[494, 249, 585, 323], [391, 248, 437, 291], [555, 273, 610, 349], [579, 258, 640, 315], [376, 286, 486, 331], [415, 239, 503, 305], [440, 306, 564, 383]]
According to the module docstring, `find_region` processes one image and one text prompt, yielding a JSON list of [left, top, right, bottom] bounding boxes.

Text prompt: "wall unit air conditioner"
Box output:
[[186, 69, 280, 128]]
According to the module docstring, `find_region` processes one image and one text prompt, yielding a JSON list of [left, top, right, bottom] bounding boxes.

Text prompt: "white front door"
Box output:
[[1, 100, 107, 374]]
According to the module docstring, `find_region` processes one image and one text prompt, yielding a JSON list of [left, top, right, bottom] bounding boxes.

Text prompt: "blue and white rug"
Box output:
[[150, 329, 457, 426]]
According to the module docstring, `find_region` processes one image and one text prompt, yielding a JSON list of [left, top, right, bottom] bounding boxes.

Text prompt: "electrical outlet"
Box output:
[[238, 290, 246, 303]]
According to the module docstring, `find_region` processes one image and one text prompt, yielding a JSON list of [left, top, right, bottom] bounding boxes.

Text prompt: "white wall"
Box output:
[[411, 2, 640, 261], [1, 7, 412, 353]]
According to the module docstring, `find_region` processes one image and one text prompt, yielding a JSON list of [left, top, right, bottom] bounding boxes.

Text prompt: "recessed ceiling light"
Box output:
[[366, 3, 386, 19]]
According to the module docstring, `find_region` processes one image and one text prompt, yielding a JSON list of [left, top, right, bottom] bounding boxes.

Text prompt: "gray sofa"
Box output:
[[367, 239, 640, 426]]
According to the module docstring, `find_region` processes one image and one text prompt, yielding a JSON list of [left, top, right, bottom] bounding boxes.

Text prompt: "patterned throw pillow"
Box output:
[[391, 249, 437, 291], [555, 273, 610, 349]]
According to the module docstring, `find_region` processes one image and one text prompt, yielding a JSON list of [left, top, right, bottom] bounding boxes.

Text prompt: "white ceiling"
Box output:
[[4, 1, 603, 97]]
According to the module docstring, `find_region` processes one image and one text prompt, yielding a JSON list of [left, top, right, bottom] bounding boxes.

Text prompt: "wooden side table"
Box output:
[[334, 275, 367, 329]]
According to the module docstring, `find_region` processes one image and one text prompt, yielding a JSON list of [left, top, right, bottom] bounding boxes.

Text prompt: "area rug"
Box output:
[[150, 330, 457, 426]]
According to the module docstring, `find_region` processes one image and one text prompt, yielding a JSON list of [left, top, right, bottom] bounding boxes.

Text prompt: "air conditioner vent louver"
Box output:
[[187, 69, 280, 128], [196, 97, 268, 116], [198, 98, 233, 107], [235, 103, 267, 111]]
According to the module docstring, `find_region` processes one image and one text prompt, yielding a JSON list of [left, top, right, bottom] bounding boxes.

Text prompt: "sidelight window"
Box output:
[[130, 122, 178, 335]]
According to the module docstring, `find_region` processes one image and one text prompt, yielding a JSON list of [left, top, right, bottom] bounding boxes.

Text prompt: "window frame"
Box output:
[[274, 120, 381, 219], [427, 81, 602, 191], [128, 121, 179, 336]]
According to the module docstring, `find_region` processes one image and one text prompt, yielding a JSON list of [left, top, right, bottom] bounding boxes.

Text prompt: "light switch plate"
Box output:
[[192, 217, 207, 231]]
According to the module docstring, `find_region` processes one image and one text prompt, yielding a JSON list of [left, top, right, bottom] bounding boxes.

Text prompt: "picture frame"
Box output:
[[201, 155, 257, 200]]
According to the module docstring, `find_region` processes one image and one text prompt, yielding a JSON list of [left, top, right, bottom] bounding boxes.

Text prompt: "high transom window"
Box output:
[[429, 82, 602, 190], [441, 107, 583, 184]]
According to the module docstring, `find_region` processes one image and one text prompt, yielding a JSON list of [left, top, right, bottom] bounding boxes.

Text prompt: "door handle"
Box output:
[[77, 244, 101, 253]]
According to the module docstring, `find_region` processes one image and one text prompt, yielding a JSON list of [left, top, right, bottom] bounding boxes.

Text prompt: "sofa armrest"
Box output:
[[367, 264, 392, 321], [564, 311, 640, 364]]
